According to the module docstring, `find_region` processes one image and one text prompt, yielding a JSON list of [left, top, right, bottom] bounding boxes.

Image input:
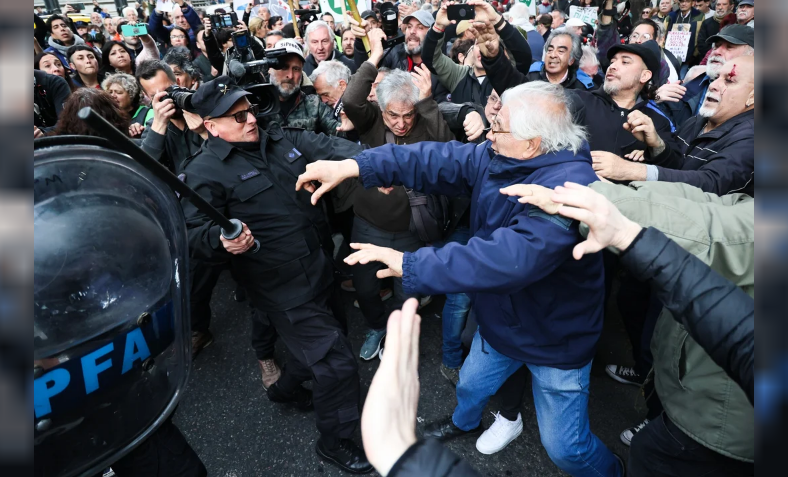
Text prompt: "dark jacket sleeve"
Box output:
[[438, 101, 487, 143], [620, 227, 754, 405], [46, 73, 72, 121], [480, 47, 528, 95], [147, 10, 170, 43], [497, 21, 533, 75], [183, 5, 202, 36], [35, 14, 48, 48], [342, 62, 381, 136], [653, 129, 754, 196], [181, 162, 232, 261], [389, 439, 480, 477], [695, 19, 714, 62], [416, 97, 455, 143], [286, 128, 365, 162], [204, 31, 226, 74], [353, 38, 369, 70]]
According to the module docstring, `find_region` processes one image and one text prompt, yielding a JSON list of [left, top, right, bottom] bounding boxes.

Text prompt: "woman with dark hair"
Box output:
[[267, 16, 284, 31], [35, 51, 68, 80], [54, 88, 131, 138], [102, 72, 153, 137], [100, 40, 137, 77], [168, 25, 198, 59]]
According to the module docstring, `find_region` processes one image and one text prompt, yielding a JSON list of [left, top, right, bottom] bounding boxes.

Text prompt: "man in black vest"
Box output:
[[181, 76, 372, 474]]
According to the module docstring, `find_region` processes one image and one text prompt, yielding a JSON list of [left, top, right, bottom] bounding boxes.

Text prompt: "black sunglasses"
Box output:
[[213, 104, 259, 123]]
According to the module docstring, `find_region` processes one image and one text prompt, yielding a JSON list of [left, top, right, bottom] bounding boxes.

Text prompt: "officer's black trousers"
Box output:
[[111, 418, 207, 477], [190, 259, 278, 359], [252, 288, 361, 440]]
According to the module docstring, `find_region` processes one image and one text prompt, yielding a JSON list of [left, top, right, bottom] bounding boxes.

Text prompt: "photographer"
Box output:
[[202, 18, 267, 82], [263, 39, 350, 136], [34, 70, 72, 137], [136, 60, 206, 174]]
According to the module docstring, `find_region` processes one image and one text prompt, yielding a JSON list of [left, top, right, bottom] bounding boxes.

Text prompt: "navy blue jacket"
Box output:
[[354, 141, 605, 368], [651, 109, 754, 197]]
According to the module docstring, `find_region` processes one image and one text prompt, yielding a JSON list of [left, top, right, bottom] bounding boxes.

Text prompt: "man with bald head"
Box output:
[[606, 55, 754, 197]]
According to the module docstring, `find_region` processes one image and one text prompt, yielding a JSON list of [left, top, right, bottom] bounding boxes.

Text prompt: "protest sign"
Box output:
[[665, 30, 692, 62], [569, 6, 598, 27]]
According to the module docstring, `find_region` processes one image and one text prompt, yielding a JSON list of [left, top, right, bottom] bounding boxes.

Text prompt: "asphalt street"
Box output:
[[175, 272, 644, 477]]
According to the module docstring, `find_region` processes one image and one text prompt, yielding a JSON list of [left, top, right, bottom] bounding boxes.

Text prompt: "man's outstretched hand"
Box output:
[[361, 298, 421, 477], [295, 159, 360, 205], [344, 243, 404, 279], [501, 182, 643, 260]]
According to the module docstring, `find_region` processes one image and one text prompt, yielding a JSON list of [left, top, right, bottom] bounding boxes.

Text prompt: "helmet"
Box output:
[[33, 137, 191, 477]]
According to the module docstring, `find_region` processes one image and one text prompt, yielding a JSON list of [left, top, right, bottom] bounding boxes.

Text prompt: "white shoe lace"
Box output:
[[619, 366, 639, 378], [485, 412, 519, 439]]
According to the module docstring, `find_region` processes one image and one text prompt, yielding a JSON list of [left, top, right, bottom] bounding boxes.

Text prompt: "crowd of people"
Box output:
[[33, 0, 754, 476]]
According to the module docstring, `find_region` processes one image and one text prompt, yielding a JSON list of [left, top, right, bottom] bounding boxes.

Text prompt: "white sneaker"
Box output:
[[475, 412, 523, 455], [620, 418, 650, 446]]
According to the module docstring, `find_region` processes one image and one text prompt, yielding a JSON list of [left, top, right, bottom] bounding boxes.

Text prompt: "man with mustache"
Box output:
[[607, 55, 754, 197], [263, 39, 350, 136], [655, 24, 754, 128]]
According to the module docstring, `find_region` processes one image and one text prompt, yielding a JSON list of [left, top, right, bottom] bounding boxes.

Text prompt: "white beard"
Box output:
[[698, 103, 716, 118]]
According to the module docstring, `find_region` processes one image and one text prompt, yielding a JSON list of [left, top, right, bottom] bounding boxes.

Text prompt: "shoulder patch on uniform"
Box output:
[[527, 207, 574, 231], [286, 148, 302, 160], [240, 170, 261, 181]]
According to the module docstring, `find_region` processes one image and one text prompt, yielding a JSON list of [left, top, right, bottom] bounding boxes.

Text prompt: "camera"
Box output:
[[232, 30, 251, 54], [162, 85, 195, 113], [227, 47, 289, 86], [377, 2, 405, 49], [210, 12, 238, 30]]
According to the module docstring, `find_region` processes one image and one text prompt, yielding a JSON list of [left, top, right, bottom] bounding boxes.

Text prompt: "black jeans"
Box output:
[[250, 309, 279, 361], [629, 412, 754, 476], [250, 288, 361, 440], [351, 217, 423, 331], [498, 365, 529, 421], [188, 259, 225, 333]]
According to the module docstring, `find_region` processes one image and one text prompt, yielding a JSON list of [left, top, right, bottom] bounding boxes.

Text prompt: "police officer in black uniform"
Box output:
[[181, 76, 372, 474]]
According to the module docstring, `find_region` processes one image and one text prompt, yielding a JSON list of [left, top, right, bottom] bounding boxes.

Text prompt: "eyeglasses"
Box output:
[[171, 34, 187, 40], [487, 114, 510, 136], [213, 104, 259, 123], [487, 95, 502, 106], [629, 32, 653, 42]]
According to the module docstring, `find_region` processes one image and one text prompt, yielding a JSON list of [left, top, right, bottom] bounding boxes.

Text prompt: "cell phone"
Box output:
[[447, 4, 476, 22], [120, 23, 148, 37], [210, 12, 238, 30], [232, 31, 250, 50]]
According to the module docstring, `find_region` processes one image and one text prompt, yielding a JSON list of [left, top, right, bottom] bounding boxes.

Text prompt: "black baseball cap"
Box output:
[[707, 24, 755, 48], [191, 76, 251, 118], [607, 40, 662, 81], [360, 10, 378, 21]]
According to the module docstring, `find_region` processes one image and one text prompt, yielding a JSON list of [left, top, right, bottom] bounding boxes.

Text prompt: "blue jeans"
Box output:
[[431, 227, 472, 368], [453, 332, 621, 477]]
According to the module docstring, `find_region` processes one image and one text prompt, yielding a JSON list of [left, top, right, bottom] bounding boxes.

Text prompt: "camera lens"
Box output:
[[460, 8, 467, 16]]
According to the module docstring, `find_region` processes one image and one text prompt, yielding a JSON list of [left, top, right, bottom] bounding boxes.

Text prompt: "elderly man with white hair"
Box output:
[[303, 20, 357, 76], [309, 60, 352, 107], [295, 81, 624, 476]]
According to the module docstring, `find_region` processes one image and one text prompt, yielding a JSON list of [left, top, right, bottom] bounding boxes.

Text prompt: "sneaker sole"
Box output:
[[359, 340, 382, 361], [315, 444, 373, 475], [475, 424, 523, 455], [605, 367, 644, 386], [620, 432, 633, 447]]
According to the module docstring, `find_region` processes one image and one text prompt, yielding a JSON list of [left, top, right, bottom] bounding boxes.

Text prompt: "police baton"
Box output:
[[77, 107, 260, 254]]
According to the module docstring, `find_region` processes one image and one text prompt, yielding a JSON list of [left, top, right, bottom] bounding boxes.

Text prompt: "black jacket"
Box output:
[[621, 227, 754, 405], [303, 50, 357, 77], [34, 70, 71, 132], [571, 89, 680, 161], [140, 119, 205, 174], [657, 72, 710, 130], [696, 15, 727, 62], [389, 439, 479, 477], [181, 124, 363, 311], [651, 110, 754, 196]]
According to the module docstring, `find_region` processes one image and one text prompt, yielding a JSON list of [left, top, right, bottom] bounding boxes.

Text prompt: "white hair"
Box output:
[[376, 69, 419, 111], [305, 20, 333, 43], [579, 45, 600, 69], [309, 60, 351, 87], [122, 6, 137, 17], [501, 82, 588, 155], [509, 3, 529, 20]]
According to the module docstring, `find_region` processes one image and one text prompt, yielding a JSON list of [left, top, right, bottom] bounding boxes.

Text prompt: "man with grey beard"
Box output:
[[655, 24, 754, 129], [263, 39, 350, 136]]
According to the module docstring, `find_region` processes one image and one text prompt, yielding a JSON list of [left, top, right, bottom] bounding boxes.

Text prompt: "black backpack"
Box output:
[[406, 189, 450, 244]]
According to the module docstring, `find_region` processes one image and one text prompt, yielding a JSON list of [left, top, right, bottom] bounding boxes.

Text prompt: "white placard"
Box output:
[[569, 6, 598, 27], [664, 30, 692, 62], [517, 0, 538, 16]]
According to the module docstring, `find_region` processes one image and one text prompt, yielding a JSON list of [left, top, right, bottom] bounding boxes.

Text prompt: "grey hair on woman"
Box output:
[[101, 72, 142, 110], [543, 30, 582, 68], [501, 82, 588, 155], [375, 69, 419, 112]]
